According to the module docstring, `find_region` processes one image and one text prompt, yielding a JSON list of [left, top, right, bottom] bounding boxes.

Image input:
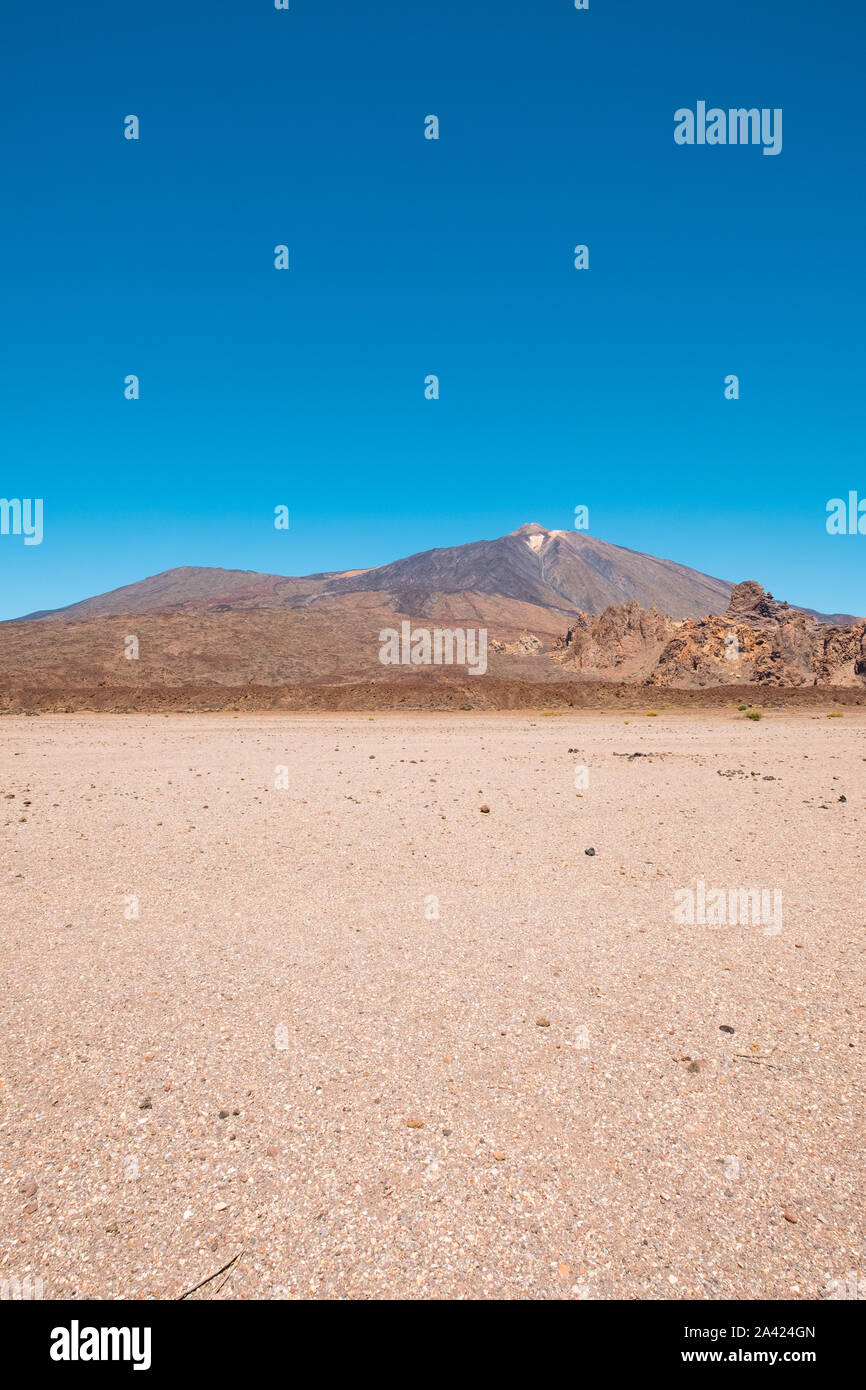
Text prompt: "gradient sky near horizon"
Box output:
[[2, 0, 865, 621]]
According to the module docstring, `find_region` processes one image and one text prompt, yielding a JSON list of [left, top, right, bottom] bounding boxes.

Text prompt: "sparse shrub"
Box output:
[[459, 702, 473, 711], [827, 711, 843, 718], [646, 710, 659, 717], [746, 710, 763, 721], [737, 704, 748, 711]]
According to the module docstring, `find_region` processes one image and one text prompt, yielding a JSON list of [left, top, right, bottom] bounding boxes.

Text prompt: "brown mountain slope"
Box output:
[[0, 591, 574, 693], [2, 582, 864, 707]]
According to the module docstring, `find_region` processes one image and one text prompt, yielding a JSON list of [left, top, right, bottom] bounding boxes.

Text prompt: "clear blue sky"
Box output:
[[2, 0, 865, 620]]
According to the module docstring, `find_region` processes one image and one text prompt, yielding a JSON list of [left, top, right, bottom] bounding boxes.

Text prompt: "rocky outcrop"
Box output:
[[490, 632, 544, 656], [648, 582, 866, 687], [547, 582, 866, 687], [552, 601, 676, 680]]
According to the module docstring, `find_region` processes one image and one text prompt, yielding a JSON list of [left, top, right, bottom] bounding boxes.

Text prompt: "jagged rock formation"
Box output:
[[548, 582, 866, 688], [552, 602, 675, 680], [650, 583, 866, 687]]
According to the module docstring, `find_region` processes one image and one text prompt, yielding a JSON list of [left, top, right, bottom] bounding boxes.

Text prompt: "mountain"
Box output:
[[3, 525, 864, 709], [18, 523, 734, 623], [314, 523, 736, 620]]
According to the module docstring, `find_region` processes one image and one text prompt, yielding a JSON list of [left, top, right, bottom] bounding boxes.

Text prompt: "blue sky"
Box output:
[[2, 0, 865, 620]]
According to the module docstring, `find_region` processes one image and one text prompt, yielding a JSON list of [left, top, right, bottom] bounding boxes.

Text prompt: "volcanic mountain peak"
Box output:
[[14, 523, 852, 630], [511, 522, 571, 551], [317, 523, 737, 621], [13, 522, 736, 624]]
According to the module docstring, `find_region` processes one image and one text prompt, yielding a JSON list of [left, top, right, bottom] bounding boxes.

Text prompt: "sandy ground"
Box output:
[[1, 711, 863, 1302]]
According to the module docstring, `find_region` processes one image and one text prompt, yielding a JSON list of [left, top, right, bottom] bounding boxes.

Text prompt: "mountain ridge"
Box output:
[[13, 523, 859, 626]]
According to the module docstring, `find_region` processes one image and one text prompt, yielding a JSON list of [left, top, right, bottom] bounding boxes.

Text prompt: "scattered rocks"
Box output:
[[479, 805, 490, 814], [584, 847, 596, 856], [3, 709, 861, 1303]]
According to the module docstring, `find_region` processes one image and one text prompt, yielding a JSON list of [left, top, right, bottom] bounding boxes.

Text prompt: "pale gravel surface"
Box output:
[[1, 711, 863, 1301]]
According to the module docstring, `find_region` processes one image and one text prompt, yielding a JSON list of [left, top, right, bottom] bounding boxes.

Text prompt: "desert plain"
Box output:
[[1, 709, 864, 1300]]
